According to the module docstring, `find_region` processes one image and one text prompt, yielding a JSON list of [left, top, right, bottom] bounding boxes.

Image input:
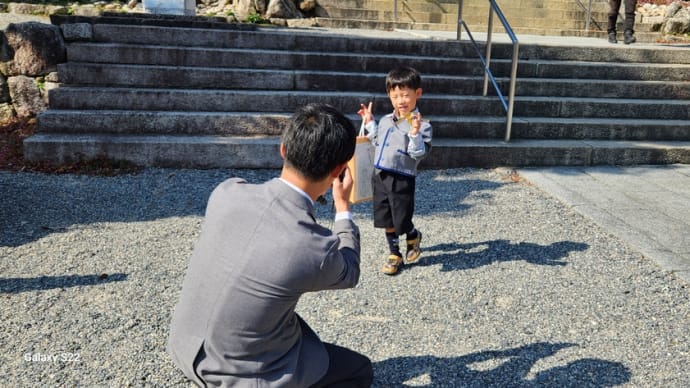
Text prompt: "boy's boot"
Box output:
[[381, 254, 403, 275], [381, 232, 403, 275], [405, 230, 422, 263], [623, 29, 636, 44]]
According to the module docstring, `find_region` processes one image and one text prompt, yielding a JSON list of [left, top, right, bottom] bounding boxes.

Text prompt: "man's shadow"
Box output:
[[373, 342, 630, 387], [416, 240, 589, 271]]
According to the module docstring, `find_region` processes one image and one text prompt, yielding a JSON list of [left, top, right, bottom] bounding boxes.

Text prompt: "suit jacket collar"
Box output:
[[270, 178, 316, 221]]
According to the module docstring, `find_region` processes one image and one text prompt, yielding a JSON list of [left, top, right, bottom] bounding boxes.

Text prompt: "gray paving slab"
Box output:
[[519, 164, 690, 284]]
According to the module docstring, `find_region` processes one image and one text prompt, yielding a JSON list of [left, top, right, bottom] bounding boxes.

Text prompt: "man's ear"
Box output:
[[279, 143, 286, 159], [330, 162, 348, 178]]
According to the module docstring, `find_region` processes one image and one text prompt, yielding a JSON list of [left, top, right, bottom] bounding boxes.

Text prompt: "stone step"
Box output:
[[23, 133, 690, 168], [58, 58, 690, 91], [311, 17, 664, 43], [55, 62, 690, 95], [72, 24, 690, 64], [316, 0, 592, 15], [36, 110, 690, 141], [45, 87, 690, 120], [317, 6, 606, 29], [63, 43, 690, 81]]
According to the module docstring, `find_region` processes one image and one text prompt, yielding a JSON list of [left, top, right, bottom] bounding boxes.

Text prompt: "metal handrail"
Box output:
[[575, 0, 605, 32], [457, 0, 519, 142]]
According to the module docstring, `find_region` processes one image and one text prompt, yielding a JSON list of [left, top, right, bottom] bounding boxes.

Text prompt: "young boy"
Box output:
[[358, 66, 432, 275]]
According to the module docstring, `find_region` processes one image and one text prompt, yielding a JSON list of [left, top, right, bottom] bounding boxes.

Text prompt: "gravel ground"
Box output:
[[1, 167, 688, 387]]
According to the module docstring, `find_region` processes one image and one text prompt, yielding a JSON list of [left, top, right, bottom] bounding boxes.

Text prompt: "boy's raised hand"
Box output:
[[358, 102, 373, 125]]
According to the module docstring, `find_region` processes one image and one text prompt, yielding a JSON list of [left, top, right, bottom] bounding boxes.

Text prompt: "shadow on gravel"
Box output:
[[373, 342, 630, 387], [417, 240, 589, 271], [0, 170, 235, 247], [0, 273, 128, 294], [413, 177, 505, 216]]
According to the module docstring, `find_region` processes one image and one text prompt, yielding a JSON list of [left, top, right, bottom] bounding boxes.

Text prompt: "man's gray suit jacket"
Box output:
[[167, 177, 361, 387]]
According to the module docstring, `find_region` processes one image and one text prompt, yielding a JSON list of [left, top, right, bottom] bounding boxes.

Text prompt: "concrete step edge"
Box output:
[[24, 134, 690, 168]]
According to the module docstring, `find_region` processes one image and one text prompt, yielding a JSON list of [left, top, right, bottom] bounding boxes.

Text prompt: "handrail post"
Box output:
[[394, 0, 398, 22], [586, 0, 592, 32], [483, 5, 494, 97], [504, 41, 519, 142], [457, 0, 464, 40]]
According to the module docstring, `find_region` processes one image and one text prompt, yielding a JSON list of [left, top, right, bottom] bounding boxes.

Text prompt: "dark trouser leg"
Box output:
[[309, 342, 373, 388], [607, 0, 622, 33], [624, 0, 636, 32]]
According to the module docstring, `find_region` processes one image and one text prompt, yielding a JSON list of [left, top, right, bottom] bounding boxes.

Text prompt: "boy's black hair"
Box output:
[[385, 67, 422, 92], [281, 103, 356, 181]]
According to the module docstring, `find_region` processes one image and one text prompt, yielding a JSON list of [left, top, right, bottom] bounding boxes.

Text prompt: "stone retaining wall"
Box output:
[[0, 21, 63, 121]]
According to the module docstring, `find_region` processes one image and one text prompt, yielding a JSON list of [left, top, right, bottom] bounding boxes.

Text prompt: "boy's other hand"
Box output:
[[409, 112, 422, 135]]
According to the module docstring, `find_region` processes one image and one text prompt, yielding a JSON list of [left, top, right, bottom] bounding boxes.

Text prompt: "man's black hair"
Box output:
[[282, 103, 357, 181], [385, 67, 422, 92]]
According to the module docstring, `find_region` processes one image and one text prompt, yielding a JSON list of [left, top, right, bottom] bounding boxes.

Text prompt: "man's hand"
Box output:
[[332, 167, 353, 212]]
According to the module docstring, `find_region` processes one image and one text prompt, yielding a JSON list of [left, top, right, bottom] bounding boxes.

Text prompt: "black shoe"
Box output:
[[624, 30, 636, 44], [608, 32, 617, 44]]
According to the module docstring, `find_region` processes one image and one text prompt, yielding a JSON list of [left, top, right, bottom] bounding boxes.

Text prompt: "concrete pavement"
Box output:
[[293, 26, 690, 51], [518, 164, 690, 284]]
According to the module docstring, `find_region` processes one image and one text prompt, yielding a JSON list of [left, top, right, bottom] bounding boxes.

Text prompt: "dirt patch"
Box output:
[[0, 117, 141, 175]]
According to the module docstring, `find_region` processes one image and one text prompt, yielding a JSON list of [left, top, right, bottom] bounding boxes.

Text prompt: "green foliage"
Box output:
[[225, 10, 238, 23], [246, 12, 267, 24], [35, 78, 45, 92]]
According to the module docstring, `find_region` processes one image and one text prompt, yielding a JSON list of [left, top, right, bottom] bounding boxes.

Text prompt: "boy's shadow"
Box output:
[[417, 240, 589, 271], [373, 342, 630, 387]]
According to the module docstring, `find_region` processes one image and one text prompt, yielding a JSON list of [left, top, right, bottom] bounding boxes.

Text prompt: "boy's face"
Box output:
[[388, 86, 423, 119]]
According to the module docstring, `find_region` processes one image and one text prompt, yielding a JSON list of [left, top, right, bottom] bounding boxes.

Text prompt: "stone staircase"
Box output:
[[24, 13, 690, 169], [313, 0, 662, 43]]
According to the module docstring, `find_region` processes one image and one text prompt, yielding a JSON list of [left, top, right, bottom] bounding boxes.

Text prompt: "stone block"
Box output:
[[2, 22, 66, 77], [7, 75, 46, 118], [143, 0, 196, 15], [61, 23, 94, 41]]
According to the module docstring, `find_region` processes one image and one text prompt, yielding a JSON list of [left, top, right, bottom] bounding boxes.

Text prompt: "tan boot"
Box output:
[[405, 231, 422, 263], [381, 254, 403, 275]]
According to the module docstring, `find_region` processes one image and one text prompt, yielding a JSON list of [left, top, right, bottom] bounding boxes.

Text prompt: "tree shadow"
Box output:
[[0, 273, 128, 293], [373, 342, 630, 387], [413, 175, 505, 216], [414, 240, 589, 272], [0, 169, 241, 247]]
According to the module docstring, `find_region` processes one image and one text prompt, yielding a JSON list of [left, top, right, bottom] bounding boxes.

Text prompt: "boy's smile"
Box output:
[[388, 85, 423, 119]]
